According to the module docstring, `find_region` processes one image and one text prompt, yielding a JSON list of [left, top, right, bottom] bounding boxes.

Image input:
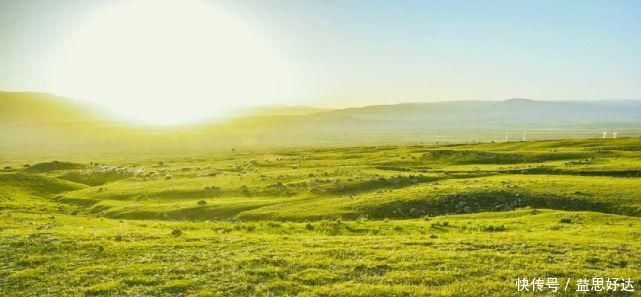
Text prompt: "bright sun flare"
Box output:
[[51, 0, 289, 125]]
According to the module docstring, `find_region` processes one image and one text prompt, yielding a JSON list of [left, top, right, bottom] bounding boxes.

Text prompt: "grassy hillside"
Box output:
[[18, 138, 635, 221], [1, 138, 640, 295], [1, 210, 638, 296], [0, 92, 108, 124]]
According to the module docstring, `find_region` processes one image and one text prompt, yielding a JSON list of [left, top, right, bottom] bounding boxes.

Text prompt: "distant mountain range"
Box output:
[[2, 91, 641, 153], [298, 98, 641, 129]]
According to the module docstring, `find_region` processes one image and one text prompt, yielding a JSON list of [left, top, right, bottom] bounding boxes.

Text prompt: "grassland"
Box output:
[[1, 138, 640, 296]]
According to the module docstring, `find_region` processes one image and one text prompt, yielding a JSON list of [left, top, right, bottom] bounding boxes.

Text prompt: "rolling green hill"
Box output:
[[1, 138, 640, 296], [0, 91, 108, 124]]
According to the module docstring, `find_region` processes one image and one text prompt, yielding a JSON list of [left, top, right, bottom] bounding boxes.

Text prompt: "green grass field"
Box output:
[[1, 138, 640, 296]]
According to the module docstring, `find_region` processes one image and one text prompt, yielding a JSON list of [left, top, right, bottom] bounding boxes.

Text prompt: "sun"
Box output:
[[51, 0, 289, 125]]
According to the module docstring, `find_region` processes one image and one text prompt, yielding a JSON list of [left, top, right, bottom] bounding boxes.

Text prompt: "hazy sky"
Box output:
[[1, 0, 641, 117]]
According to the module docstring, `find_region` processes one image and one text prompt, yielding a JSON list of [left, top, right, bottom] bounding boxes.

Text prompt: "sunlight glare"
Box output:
[[51, 0, 289, 125]]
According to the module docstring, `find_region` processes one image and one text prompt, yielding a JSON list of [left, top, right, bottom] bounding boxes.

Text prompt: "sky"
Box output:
[[1, 0, 640, 123]]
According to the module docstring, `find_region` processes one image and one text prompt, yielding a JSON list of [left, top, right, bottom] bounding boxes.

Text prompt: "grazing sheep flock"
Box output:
[[76, 164, 225, 181]]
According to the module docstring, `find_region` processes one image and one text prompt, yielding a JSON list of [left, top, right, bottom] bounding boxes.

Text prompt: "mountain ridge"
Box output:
[[4, 91, 641, 125], [2, 91, 641, 153]]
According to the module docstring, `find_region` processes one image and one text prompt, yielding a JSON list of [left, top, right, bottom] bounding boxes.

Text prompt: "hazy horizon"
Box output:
[[4, 89, 641, 115]]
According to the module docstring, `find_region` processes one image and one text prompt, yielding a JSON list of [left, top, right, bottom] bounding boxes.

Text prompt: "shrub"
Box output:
[[305, 223, 314, 231], [267, 222, 282, 228], [430, 221, 450, 229], [480, 224, 506, 232], [559, 217, 572, 224]]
